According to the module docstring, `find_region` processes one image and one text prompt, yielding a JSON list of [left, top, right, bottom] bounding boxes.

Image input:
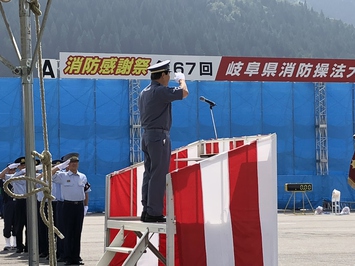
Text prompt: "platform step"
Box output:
[[106, 246, 134, 254]]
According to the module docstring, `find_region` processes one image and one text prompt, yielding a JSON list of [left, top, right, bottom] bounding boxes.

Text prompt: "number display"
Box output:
[[285, 183, 313, 192], [173, 62, 196, 74], [173, 61, 213, 76]]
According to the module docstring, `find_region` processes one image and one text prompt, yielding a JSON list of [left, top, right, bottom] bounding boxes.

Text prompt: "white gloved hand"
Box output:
[[84, 206, 89, 216], [57, 159, 70, 170], [8, 163, 20, 169], [174, 72, 185, 83]]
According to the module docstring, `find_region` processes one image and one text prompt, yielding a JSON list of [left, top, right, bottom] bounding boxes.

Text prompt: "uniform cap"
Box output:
[[35, 159, 42, 171], [69, 156, 79, 162], [61, 152, 79, 162], [14, 156, 26, 164], [52, 159, 63, 166], [147, 60, 170, 74]]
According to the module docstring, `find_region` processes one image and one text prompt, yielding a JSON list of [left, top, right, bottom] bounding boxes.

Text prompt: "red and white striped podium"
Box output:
[[98, 134, 278, 266]]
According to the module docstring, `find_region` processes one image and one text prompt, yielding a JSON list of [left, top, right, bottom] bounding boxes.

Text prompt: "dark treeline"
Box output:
[[1, 0, 355, 76]]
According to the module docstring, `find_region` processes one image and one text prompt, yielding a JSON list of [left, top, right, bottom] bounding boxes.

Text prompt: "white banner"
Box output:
[[59, 52, 221, 80]]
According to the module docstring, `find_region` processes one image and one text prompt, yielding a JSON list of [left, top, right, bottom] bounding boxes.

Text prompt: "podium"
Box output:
[[99, 135, 278, 266]]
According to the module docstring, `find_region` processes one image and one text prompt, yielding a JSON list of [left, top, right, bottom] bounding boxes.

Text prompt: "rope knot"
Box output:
[[42, 187, 55, 201], [29, 0, 42, 16], [32, 150, 52, 167], [41, 150, 52, 166]]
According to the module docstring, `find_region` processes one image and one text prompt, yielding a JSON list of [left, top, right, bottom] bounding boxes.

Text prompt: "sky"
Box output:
[[288, 0, 355, 25]]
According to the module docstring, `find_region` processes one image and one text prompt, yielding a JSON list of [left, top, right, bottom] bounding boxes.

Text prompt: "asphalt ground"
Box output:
[[0, 213, 105, 266], [0, 211, 355, 265]]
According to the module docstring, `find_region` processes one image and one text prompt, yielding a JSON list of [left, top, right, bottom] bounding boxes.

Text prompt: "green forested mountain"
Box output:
[[1, 0, 355, 76]]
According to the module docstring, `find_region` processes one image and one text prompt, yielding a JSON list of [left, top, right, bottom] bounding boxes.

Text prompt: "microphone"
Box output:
[[200, 96, 216, 107]]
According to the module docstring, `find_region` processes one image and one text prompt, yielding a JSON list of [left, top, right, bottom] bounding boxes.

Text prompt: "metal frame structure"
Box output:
[[283, 191, 314, 214], [129, 79, 143, 164], [315, 82, 329, 175]]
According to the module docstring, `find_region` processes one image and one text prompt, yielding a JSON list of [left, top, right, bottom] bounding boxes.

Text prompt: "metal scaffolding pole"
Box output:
[[129, 79, 143, 164], [315, 82, 329, 175], [19, 0, 39, 264]]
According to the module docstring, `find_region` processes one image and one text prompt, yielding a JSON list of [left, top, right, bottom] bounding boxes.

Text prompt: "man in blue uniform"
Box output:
[[0, 162, 20, 250], [52, 153, 89, 265], [9, 157, 29, 253], [35, 160, 51, 258], [138, 60, 189, 222], [52, 159, 65, 261]]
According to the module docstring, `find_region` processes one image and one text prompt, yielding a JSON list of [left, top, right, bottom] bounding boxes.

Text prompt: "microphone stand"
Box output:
[[209, 104, 218, 139]]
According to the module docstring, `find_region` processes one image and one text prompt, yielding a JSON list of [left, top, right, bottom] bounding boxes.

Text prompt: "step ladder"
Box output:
[[97, 218, 174, 266], [98, 173, 176, 266]]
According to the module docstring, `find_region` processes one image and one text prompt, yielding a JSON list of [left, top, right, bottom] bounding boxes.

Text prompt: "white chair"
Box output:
[[331, 189, 341, 214]]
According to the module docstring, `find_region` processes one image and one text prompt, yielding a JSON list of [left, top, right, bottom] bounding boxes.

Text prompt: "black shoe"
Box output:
[[57, 257, 66, 262], [143, 214, 166, 223], [140, 211, 146, 222], [15, 248, 23, 253], [3, 246, 11, 251], [39, 253, 48, 258]]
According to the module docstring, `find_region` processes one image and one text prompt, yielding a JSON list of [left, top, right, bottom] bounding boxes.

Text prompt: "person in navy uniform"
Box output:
[[138, 60, 189, 222], [52, 153, 90, 265], [52, 159, 65, 261], [34, 159, 51, 258], [0, 162, 20, 250], [10, 157, 28, 253]]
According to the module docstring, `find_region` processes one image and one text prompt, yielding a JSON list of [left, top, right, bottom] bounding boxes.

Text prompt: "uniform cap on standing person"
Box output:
[[14, 156, 26, 165], [52, 159, 63, 166], [61, 153, 79, 162], [34, 159, 42, 171], [14, 157, 40, 165], [147, 60, 170, 73]]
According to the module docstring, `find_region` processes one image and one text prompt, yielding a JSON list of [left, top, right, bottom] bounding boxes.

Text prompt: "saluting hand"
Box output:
[[174, 72, 185, 83], [8, 163, 20, 170], [57, 159, 70, 170]]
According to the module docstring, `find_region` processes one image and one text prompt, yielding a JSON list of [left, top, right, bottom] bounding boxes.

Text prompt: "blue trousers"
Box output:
[[141, 130, 171, 216]]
